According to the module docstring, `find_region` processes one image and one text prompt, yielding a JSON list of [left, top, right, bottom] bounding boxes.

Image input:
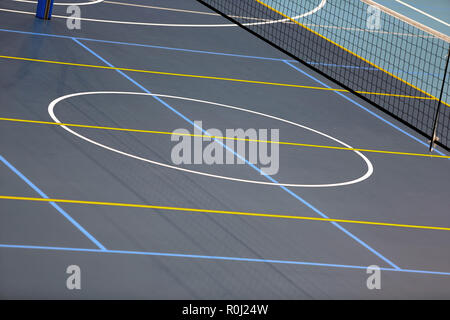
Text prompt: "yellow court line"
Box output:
[[1, 117, 448, 158], [0, 54, 435, 100], [0, 195, 449, 231], [253, 0, 450, 108], [356, 91, 435, 100]]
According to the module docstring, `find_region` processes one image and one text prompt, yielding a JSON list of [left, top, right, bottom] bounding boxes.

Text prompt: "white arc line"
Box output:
[[14, 0, 104, 6], [0, 7, 433, 37], [7, 0, 327, 27], [395, 0, 449, 27], [48, 91, 374, 188]]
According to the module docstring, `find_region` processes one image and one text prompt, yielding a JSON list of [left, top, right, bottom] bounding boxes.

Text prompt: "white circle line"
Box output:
[[48, 91, 373, 188], [8, 0, 326, 27]]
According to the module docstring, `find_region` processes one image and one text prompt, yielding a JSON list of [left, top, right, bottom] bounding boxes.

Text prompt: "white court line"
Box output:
[[48, 91, 374, 188], [15, 0, 267, 20], [395, 0, 450, 27], [14, 0, 104, 6], [0, 7, 432, 37], [304, 24, 436, 38], [5, 0, 327, 27], [104, 1, 220, 16], [105, 1, 244, 18], [104, 1, 271, 21]]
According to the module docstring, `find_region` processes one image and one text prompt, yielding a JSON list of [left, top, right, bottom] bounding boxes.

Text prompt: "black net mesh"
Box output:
[[197, 0, 450, 150]]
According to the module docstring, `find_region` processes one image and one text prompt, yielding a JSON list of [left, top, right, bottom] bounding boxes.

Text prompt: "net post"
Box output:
[[429, 46, 450, 152], [36, 0, 55, 20]]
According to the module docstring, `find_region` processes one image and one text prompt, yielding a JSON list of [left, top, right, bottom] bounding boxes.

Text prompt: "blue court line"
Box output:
[[283, 60, 449, 158], [307, 62, 443, 77], [0, 28, 290, 62], [1, 28, 443, 77], [72, 38, 400, 270], [1, 244, 449, 276], [0, 155, 107, 250]]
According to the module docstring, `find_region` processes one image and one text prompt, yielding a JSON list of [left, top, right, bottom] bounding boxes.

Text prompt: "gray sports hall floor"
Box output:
[[0, 0, 449, 299]]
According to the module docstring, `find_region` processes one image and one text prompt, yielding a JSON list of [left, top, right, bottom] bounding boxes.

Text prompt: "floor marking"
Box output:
[[253, 0, 448, 107], [303, 24, 437, 38], [1, 1, 444, 275], [9, 0, 443, 37], [1, 244, 450, 276], [1, 116, 448, 159], [395, 0, 450, 27], [283, 61, 449, 158], [14, 0, 104, 6], [47, 91, 373, 188], [0, 5, 435, 36], [0, 156, 106, 250], [0, 27, 293, 62], [73, 39, 399, 269], [1, 195, 449, 232], [0, 55, 436, 101], [104, 1, 223, 16], [0, 54, 343, 92], [363, 0, 449, 42], [104, 1, 267, 21], [1, 0, 326, 27], [0, 28, 442, 74]]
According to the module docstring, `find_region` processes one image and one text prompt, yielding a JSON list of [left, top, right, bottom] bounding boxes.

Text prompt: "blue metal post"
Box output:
[[36, 0, 55, 20]]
